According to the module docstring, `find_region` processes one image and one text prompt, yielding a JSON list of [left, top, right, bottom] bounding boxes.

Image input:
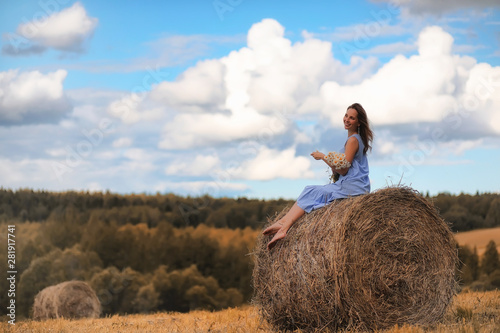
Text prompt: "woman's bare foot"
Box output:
[[262, 220, 283, 235], [267, 228, 287, 250], [263, 202, 305, 250]]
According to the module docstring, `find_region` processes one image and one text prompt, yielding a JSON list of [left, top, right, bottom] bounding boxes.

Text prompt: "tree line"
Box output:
[[432, 192, 500, 232], [0, 188, 499, 318], [0, 188, 292, 229], [1, 188, 500, 231]]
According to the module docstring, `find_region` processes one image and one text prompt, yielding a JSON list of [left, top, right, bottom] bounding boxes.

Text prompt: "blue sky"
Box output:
[[0, 0, 499, 199]]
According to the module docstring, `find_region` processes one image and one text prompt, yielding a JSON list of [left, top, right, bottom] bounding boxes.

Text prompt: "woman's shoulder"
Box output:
[[346, 134, 361, 145], [344, 135, 360, 151], [346, 134, 365, 153]]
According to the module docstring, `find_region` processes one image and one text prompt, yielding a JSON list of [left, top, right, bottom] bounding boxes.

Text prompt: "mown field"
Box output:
[[2, 290, 499, 332], [455, 226, 500, 256]]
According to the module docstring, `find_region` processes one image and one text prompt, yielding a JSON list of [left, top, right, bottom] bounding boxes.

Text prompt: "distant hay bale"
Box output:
[[252, 186, 458, 332], [33, 281, 101, 320]]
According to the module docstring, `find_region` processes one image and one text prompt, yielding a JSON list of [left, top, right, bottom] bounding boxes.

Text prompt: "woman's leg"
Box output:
[[263, 202, 305, 250]]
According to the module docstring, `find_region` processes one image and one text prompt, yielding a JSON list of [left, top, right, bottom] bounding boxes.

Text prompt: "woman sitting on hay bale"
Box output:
[[263, 102, 373, 250]]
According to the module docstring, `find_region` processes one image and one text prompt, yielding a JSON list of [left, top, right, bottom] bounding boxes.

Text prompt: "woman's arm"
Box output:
[[311, 137, 359, 176], [334, 137, 358, 175], [311, 151, 328, 166]]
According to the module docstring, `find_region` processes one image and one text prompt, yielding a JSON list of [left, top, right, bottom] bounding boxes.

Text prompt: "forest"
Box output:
[[1, 187, 500, 318]]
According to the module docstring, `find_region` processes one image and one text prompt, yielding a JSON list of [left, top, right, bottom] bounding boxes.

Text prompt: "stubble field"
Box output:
[[1, 290, 499, 333]]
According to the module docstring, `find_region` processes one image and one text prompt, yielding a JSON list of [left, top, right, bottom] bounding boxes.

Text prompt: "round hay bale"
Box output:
[[33, 280, 101, 320], [252, 186, 458, 332]]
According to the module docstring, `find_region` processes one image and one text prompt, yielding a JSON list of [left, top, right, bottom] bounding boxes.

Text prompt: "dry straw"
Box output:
[[33, 280, 101, 320], [252, 186, 458, 332]]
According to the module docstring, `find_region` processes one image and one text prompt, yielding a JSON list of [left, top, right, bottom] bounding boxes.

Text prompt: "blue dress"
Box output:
[[297, 134, 370, 213]]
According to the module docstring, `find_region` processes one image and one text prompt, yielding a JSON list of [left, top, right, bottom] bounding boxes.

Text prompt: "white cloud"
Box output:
[[151, 59, 226, 112], [165, 154, 221, 176], [96, 150, 120, 160], [123, 148, 153, 161], [460, 62, 500, 133], [45, 148, 67, 157], [0, 157, 67, 187], [245, 32, 336, 113], [418, 26, 454, 56], [107, 93, 164, 124], [112, 137, 133, 148], [228, 147, 314, 181], [377, 140, 399, 156], [121, 148, 156, 172], [106, 19, 500, 156], [158, 108, 274, 149], [110, 19, 377, 149], [318, 26, 500, 134], [442, 139, 484, 155], [0, 69, 71, 125], [3, 2, 98, 55], [87, 182, 104, 192]]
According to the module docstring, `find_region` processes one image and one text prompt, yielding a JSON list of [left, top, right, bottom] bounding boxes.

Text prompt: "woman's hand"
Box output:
[[311, 150, 325, 160]]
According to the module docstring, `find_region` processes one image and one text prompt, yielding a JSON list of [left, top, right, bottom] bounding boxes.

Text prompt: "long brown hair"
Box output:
[[348, 103, 373, 154]]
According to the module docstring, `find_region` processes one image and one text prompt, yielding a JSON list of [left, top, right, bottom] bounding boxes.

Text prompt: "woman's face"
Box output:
[[343, 108, 359, 131]]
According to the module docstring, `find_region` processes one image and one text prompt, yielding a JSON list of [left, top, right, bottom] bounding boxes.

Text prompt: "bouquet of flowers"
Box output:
[[324, 152, 351, 183]]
